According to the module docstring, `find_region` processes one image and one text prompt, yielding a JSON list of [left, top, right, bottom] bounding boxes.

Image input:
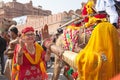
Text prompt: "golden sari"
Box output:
[[76, 22, 120, 80]]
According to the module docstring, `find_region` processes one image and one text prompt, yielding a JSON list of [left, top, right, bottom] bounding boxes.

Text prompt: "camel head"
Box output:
[[0, 18, 17, 32]]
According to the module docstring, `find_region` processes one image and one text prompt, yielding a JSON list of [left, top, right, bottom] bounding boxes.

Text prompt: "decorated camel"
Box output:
[[41, 17, 120, 80], [40, 0, 120, 79]]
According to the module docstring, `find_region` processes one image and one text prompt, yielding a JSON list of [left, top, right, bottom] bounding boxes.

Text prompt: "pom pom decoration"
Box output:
[[86, 1, 94, 15], [63, 24, 80, 51]]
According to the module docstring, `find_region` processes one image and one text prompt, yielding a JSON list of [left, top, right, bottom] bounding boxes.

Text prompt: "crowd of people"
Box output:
[[0, 0, 120, 80]]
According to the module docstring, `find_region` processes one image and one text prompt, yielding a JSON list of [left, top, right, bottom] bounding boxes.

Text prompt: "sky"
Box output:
[[1, 0, 87, 14]]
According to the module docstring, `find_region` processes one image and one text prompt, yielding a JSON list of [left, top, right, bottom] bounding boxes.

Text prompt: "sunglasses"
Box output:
[[24, 33, 35, 37]]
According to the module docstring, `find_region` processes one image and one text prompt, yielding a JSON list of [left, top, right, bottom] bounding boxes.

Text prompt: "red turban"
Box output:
[[94, 13, 107, 19], [22, 26, 34, 34]]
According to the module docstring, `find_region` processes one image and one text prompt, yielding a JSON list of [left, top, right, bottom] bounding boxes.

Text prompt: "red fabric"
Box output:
[[82, 5, 87, 15], [81, 5, 89, 22], [19, 53, 42, 80], [64, 66, 70, 71], [81, 5, 89, 23], [94, 14, 107, 19], [83, 17, 89, 22], [12, 44, 45, 80], [22, 26, 34, 34], [72, 72, 78, 79], [11, 44, 19, 80]]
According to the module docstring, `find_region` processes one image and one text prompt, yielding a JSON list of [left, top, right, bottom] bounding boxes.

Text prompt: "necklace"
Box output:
[[26, 46, 35, 55]]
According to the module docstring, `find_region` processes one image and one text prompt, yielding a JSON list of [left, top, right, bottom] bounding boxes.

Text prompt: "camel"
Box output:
[[41, 24, 91, 80], [0, 18, 17, 43], [41, 20, 120, 80], [0, 18, 17, 32]]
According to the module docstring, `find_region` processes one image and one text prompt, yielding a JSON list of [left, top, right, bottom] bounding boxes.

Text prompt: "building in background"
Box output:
[[0, 0, 82, 34], [0, 0, 51, 19], [13, 9, 81, 34]]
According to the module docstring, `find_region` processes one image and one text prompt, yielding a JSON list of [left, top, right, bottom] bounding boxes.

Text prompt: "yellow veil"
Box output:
[[75, 22, 120, 80]]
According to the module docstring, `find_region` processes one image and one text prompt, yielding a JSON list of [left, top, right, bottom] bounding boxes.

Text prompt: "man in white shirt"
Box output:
[[116, 0, 120, 1], [95, 0, 119, 28]]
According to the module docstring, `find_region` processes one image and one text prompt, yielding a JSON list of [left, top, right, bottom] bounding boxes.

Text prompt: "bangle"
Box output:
[[41, 38, 50, 46], [18, 54, 22, 57], [44, 40, 52, 48]]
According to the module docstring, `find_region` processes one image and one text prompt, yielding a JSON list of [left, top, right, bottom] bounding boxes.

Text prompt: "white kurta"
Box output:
[[95, 0, 118, 23], [116, 0, 120, 2]]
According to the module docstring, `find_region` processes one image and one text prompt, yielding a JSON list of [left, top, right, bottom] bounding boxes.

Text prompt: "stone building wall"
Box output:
[[0, 0, 51, 19], [16, 9, 81, 34], [16, 13, 67, 34]]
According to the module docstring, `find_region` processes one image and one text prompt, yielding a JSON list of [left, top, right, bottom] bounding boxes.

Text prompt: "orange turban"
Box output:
[[22, 26, 34, 34]]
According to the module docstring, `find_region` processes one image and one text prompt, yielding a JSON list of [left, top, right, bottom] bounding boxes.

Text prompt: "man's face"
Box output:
[[1, 31, 10, 42], [2, 31, 7, 37], [9, 31, 17, 39]]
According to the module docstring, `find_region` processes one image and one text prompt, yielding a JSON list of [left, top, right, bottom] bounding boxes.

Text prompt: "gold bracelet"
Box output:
[[18, 53, 23, 57]]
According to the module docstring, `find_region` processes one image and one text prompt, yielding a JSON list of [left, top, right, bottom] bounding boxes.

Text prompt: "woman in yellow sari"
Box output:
[[76, 21, 120, 80], [11, 26, 50, 80]]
